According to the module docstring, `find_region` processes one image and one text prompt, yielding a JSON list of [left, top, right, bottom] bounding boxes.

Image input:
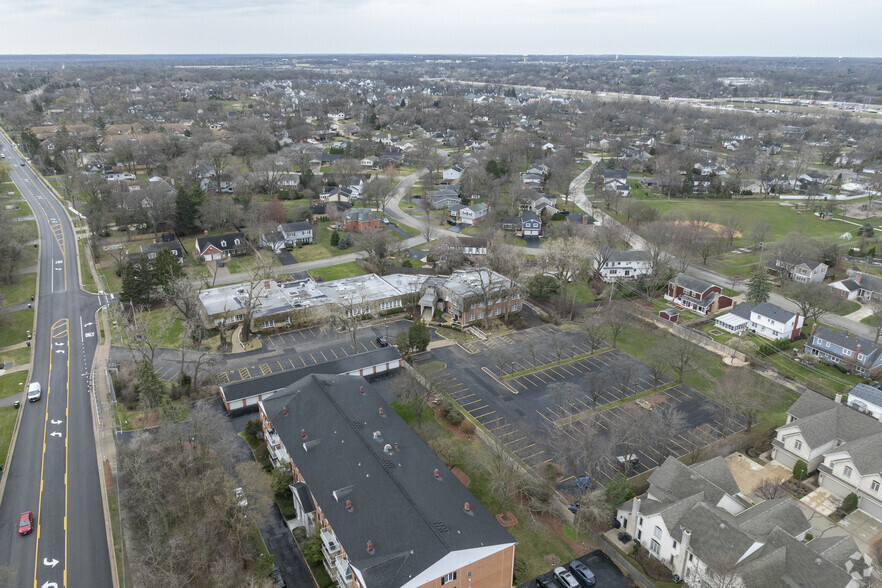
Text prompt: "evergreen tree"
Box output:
[[746, 269, 771, 305], [175, 184, 204, 236], [330, 230, 340, 247], [136, 361, 166, 409], [408, 321, 431, 352], [153, 248, 184, 291]]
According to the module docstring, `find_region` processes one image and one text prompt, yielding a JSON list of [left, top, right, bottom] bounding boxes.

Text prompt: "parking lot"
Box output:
[[428, 325, 745, 486], [519, 550, 637, 588]]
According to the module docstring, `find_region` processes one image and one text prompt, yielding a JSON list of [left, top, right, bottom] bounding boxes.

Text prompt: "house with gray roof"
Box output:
[[766, 257, 828, 283], [830, 278, 861, 301], [597, 247, 652, 282], [258, 374, 516, 588], [277, 221, 313, 246], [804, 325, 882, 377], [616, 456, 862, 587], [665, 273, 734, 315], [844, 269, 882, 302], [717, 302, 804, 340], [847, 383, 882, 419]]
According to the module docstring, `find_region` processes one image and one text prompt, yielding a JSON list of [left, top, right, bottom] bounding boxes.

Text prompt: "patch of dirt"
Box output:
[[430, 402, 474, 441], [545, 554, 561, 566], [496, 512, 518, 527], [103, 459, 114, 490], [129, 412, 160, 428], [673, 220, 742, 238], [451, 468, 470, 487]]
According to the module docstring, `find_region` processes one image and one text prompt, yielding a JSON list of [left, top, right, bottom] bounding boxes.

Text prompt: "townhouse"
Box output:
[[616, 456, 864, 587], [259, 374, 516, 588]]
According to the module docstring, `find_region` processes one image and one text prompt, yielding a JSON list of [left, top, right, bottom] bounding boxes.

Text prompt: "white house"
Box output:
[[847, 384, 882, 420], [278, 221, 313, 246], [442, 164, 464, 181], [449, 203, 488, 225], [597, 248, 652, 282], [716, 302, 804, 341]]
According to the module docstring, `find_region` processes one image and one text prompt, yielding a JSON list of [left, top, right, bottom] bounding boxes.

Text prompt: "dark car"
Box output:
[[376, 336, 388, 347], [570, 560, 596, 587], [446, 219, 456, 226], [268, 566, 286, 588], [535, 577, 554, 588], [18, 511, 34, 536]]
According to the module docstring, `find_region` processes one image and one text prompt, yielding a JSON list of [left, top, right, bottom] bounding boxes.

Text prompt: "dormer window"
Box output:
[[234, 239, 240, 245], [220, 240, 227, 247]]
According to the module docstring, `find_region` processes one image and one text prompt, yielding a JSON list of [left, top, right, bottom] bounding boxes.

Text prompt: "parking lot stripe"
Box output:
[[239, 367, 251, 380], [474, 410, 496, 419], [317, 350, 326, 361], [521, 451, 545, 462], [497, 429, 517, 438], [483, 417, 503, 428], [461, 399, 484, 407], [514, 442, 535, 453], [505, 436, 526, 446], [218, 372, 230, 384], [260, 363, 271, 376]]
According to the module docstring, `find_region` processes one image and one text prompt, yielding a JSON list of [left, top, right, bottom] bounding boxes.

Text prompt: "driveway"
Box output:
[[276, 250, 297, 265], [724, 452, 791, 497], [518, 550, 637, 588]]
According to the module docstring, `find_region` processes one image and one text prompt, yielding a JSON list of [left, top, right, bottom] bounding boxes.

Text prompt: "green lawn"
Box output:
[[637, 199, 855, 242], [139, 307, 186, 349], [831, 301, 862, 316], [861, 314, 879, 327], [97, 265, 123, 294], [0, 308, 34, 348], [0, 406, 17, 467], [79, 243, 96, 292], [392, 221, 421, 238], [0, 346, 30, 368], [0, 272, 37, 306], [288, 223, 362, 263], [309, 262, 366, 282], [568, 281, 597, 304], [0, 371, 27, 399]]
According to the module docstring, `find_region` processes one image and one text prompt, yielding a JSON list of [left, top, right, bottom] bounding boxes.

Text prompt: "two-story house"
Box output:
[[259, 374, 516, 588], [194, 232, 248, 262], [441, 164, 464, 182], [139, 240, 184, 264], [278, 221, 314, 246], [715, 302, 804, 341], [664, 274, 734, 316], [428, 186, 461, 210], [803, 325, 882, 377], [766, 258, 828, 283], [449, 203, 488, 226], [597, 248, 652, 282], [520, 212, 541, 237], [615, 456, 860, 587], [603, 169, 630, 195], [344, 208, 381, 233]]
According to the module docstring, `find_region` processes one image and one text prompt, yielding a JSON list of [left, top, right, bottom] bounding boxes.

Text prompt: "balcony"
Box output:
[[265, 429, 289, 466]]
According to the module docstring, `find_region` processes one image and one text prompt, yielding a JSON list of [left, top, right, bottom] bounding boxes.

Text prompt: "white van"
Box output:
[[27, 382, 41, 402]]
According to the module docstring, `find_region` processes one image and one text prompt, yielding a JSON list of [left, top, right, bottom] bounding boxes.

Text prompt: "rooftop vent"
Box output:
[[432, 521, 449, 533], [464, 502, 473, 515], [282, 408, 288, 416], [383, 443, 393, 455], [360, 385, 365, 394], [303, 439, 320, 452], [434, 468, 441, 480], [372, 430, 383, 441], [380, 457, 396, 469], [345, 499, 353, 512], [378, 408, 384, 416], [366, 540, 374, 554], [351, 420, 364, 429], [333, 485, 354, 501], [301, 429, 306, 439]]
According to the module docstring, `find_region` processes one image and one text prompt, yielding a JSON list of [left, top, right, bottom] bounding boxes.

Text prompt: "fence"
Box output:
[[639, 312, 749, 363]]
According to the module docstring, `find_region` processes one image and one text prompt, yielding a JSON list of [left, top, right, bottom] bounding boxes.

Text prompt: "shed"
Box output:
[[659, 308, 679, 323]]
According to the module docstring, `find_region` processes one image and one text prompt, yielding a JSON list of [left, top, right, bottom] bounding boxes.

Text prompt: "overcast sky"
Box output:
[[0, 0, 878, 57]]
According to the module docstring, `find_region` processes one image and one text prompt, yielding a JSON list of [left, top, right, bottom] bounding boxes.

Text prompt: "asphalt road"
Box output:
[[0, 134, 110, 587]]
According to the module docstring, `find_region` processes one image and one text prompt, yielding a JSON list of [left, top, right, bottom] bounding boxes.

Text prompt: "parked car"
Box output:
[[554, 566, 581, 588], [615, 454, 639, 470], [376, 336, 389, 347], [575, 475, 590, 489], [635, 398, 652, 411], [382, 218, 390, 224], [268, 566, 286, 588], [446, 219, 456, 226], [18, 511, 34, 535], [535, 578, 553, 588], [569, 560, 596, 587]]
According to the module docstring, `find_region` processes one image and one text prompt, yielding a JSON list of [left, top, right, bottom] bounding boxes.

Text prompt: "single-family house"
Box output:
[[843, 269, 882, 302], [258, 375, 516, 588], [664, 273, 734, 315], [603, 169, 630, 195], [803, 325, 882, 378], [520, 212, 542, 237], [259, 230, 287, 254], [847, 383, 882, 420], [442, 164, 464, 181], [519, 192, 557, 215], [194, 232, 248, 262], [140, 240, 184, 264], [717, 302, 804, 340], [344, 208, 381, 233], [427, 187, 461, 210], [449, 203, 488, 226], [441, 236, 489, 256], [278, 172, 301, 190], [597, 248, 652, 282], [766, 258, 828, 283], [830, 278, 861, 301], [616, 456, 861, 587], [278, 221, 314, 246], [566, 213, 596, 228], [359, 156, 378, 169]]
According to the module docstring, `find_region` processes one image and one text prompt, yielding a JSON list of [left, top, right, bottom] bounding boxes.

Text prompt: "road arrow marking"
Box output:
[[50, 431, 62, 437], [54, 342, 64, 346], [54, 349, 65, 354], [50, 419, 62, 425], [43, 557, 59, 568], [41, 582, 58, 588], [84, 322, 93, 328]]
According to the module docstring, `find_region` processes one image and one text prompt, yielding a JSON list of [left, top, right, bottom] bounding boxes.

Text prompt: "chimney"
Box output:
[[366, 540, 374, 554], [834, 394, 842, 404], [264, 280, 270, 290], [301, 429, 306, 439], [434, 468, 441, 480], [627, 497, 641, 536], [675, 529, 692, 580], [811, 323, 817, 337], [204, 229, 208, 236], [345, 499, 353, 511]]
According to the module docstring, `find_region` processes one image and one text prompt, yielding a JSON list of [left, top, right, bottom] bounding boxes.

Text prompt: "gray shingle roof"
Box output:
[[849, 383, 882, 408], [752, 302, 796, 324], [261, 375, 515, 587], [729, 302, 755, 320], [737, 528, 854, 588], [829, 431, 882, 476], [784, 391, 882, 449], [675, 273, 715, 295], [606, 248, 652, 263]]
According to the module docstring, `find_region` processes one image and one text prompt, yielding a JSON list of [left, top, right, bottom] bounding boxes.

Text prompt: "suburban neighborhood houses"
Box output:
[[5, 52, 882, 588]]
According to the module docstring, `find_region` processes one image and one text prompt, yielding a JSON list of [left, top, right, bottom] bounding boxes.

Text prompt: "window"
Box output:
[[441, 571, 457, 585], [638, 516, 643, 526], [261, 320, 275, 329], [843, 349, 853, 357], [234, 239, 240, 245], [688, 553, 693, 562], [650, 540, 661, 555], [637, 530, 642, 540], [654, 526, 662, 539], [221, 240, 227, 248], [672, 540, 678, 550], [794, 440, 803, 451], [859, 354, 866, 361], [873, 480, 880, 493], [844, 466, 853, 478]]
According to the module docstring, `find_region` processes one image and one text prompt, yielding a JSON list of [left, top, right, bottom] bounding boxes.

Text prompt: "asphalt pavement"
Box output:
[[0, 133, 110, 588]]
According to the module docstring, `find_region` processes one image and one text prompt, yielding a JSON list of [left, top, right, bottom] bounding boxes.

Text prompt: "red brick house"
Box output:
[[664, 273, 734, 316], [344, 208, 381, 233]]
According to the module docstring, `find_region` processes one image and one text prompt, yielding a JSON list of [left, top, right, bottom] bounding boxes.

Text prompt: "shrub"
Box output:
[[512, 556, 529, 585], [551, 212, 566, 221], [793, 460, 808, 481], [805, 533, 814, 541], [842, 492, 859, 513], [460, 419, 476, 435], [400, 259, 413, 268], [244, 419, 262, 439], [618, 531, 632, 543], [448, 410, 464, 425]]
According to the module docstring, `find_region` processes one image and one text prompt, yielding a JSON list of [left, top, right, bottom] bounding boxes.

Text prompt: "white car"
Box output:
[[554, 566, 581, 588], [234, 487, 247, 508]]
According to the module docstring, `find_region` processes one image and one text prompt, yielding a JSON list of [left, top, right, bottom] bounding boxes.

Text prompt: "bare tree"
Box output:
[[715, 369, 766, 432], [237, 253, 276, 344], [486, 231, 523, 322], [783, 280, 845, 324], [357, 229, 398, 276], [541, 236, 592, 314], [754, 478, 788, 500], [198, 141, 232, 192], [601, 302, 630, 348], [659, 335, 696, 383], [719, 214, 743, 248], [484, 437, 523, 517]]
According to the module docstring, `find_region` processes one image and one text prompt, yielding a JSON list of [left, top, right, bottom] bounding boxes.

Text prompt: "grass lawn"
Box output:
[[568, 281, 597, 304], [759, 350, 862, 396], [505, 236, 527, 248], [0, 371, 27, 399], [392, 221, 421, 238], [0, 346, 30, 368], [861, 314, 879, 327], [831, 300, 862, 316], [139, 307, 186, 349], [0, 406, 17, 467], [288, 223, 360, 263], [638, 199, 854, 242], [309, 262, 366, 282], [0, 272, 37, 306], [79, 243, 96, 292], [97, 265, 123, 294], [0, 308, 34, 348]]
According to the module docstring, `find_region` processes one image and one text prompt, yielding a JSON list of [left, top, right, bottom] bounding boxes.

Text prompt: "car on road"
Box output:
[[268, 567, 286, 587], [27, 382, 41, 402], [376, 336, 389, 347], [382, 218, 390, 224], [569, 560, 596, 586], [635, 398, 652, 411], [20, 162, 25, 166], [554, 566, 581, 587], [18, 511, 34, 535]]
